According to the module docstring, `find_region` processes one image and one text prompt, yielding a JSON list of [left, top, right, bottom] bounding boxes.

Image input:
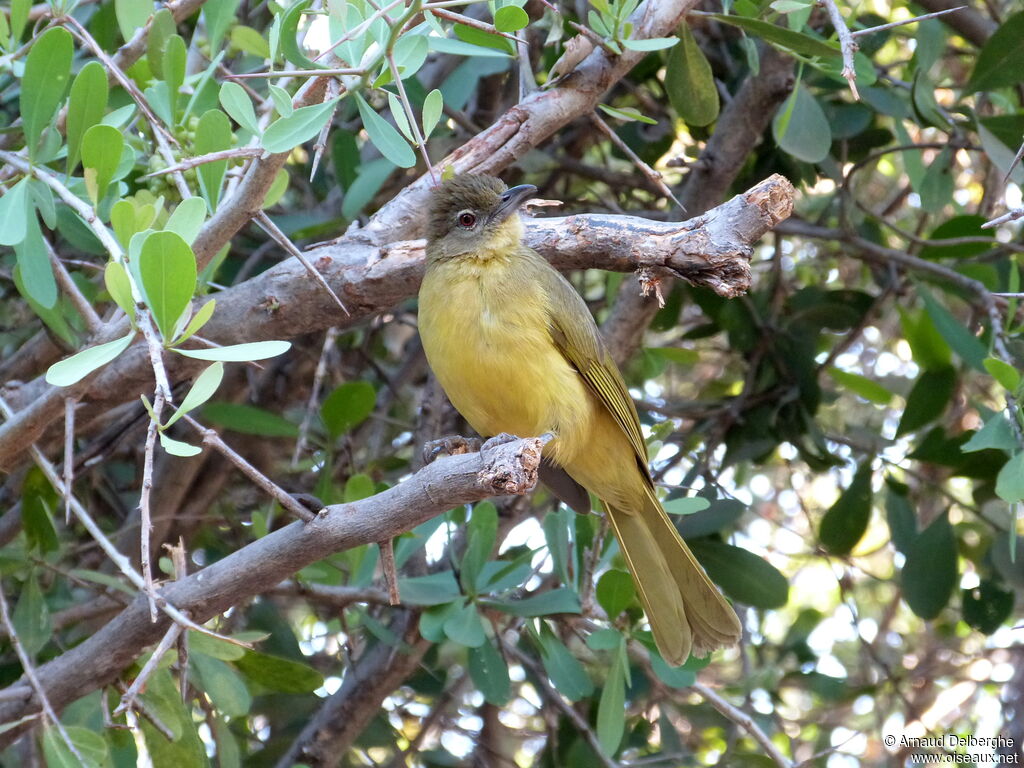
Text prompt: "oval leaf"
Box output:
[[45, 332, 135, 387], [354, 93, 416, 168], [138, 230, 197, 341], [173, 340, 291, 361], [902, 512, 957, 619], [21, 27, 73, 159], [772, 83, 831, 163], [262, 98, 340, 154]]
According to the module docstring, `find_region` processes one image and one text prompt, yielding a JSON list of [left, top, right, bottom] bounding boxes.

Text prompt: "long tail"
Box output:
[[605, 491, 741, 665]]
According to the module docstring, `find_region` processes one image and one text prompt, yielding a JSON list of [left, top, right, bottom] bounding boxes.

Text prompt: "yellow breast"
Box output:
[[418, 254, 592, 457]]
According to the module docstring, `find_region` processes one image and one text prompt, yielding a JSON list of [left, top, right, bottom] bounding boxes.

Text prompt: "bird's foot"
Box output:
[[481, 432, 520, 452], [422, 435, 482, 464]]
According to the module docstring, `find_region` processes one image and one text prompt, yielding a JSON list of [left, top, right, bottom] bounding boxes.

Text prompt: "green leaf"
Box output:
[[13, 574, 50, 656], [320, 380, 376, 440], [202, 402, 298, 437], [354, 93, 416, 168], [66, 62, 109, 175], [164, 363, 224, 429], [191, 653, 252, 717], [14, 212, 57, 309], [996, 452, 1024, 504], [235, 650, 324, 692], [219, 82, 260, 135], [542, 509, 572, 586], [387, 93, 415, 143], [535, 623, 593, 701], [918, 147, 954, 213], [461, 502, 498, 593], [649, 651, 698, 687], [597, 103, 657, 124], [115, 0, 151, 42], [902, 512, 957, 619], [165, 197, 208, 244], [453, 22, 513, 54], [138, 230, 197, 341], [0, 177, 30, 247], [443, 601, 486, 647], [676, 498, 745, 539], [494, 5, 529, 32], [42, 725, 109, 768], [596, 569, 635, 618], [828, 367, 892, 405], [45, 332, 135, 386], [622, 36, 678, 51], [962, 413, 1017, 454], [770, 0, 811, 11], [147, 8, 176, 79], [176, 299, 216, 344], [231, 24, 271, 59], [917, 285, 987, 371], [962, 580, 1014, 634], [662, 497, 710, 516], [194, 110, 233, 212], [911, 70, 949, 129], [21, 28, 73, 159], [8, 0, 28, 42], [344, 473, 375, 502], [483, 587, 582, 617], [967, 11, 1024, 92], [705, 13, 839, 59], [690, 539, 789, 609], [279, 0, 317, 68], [665, 26, 719, 127], [173, 340, 291, 361], [469, 637, 511, 705], [204, 0, 242, 52], [188, 630, 247, 661], [819, 461, 873, 555], [22, 467, 59, 554], [268, 84, 294, 118], [160, 433, 202, 456], [772, 83, 831, 163], [597, 639, 627, 755], [896, 367, 956, 436], [884, 482, 917, 556], [399, 571, 461, 606], [104, 261, 136, 316], [81, 125, 125, 206], [984, 357, 1020, 392], [261, 98, 340, 154], [919, 215, 995, 261], [162, 34, 187, 122]]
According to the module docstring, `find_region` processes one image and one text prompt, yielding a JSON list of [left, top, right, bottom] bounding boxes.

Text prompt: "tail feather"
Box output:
[[606, 492, 742, 664], [605, 505, 690, 665], [640, 488, 742, 658]]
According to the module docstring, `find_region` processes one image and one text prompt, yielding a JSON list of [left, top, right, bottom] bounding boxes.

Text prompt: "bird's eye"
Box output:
[[457, 212, 477, 228]]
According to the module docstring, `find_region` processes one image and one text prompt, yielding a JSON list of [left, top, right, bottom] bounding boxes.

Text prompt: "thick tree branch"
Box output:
[[3, 175, 794, 467], [0, 436, 546, 741]]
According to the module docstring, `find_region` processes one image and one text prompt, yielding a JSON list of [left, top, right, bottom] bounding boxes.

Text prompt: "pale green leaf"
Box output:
[[138, 231, 197, 341], [45, 332, 135, 386], [164, 362, 225, 429], [261, 98, 340, 154], [354, 93, 416, 168], [173, 340, 291, 361]]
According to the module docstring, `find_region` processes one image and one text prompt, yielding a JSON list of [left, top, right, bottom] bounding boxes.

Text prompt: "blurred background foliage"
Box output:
[[0, 0, 1023, 765]]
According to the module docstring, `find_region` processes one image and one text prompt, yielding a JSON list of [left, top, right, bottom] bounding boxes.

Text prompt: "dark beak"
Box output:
[[491, 184, 537, 224]]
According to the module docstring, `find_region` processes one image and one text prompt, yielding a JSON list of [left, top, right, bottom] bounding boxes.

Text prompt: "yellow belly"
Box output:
[[418, 258, 594, 466]]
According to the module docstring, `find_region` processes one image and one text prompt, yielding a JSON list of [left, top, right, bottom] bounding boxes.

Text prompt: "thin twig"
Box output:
[[182, 414, 317, 522], [141, 147, 265, 178], [113, 623, 183, 717], [225, 67, 364, 79], [982, 206, 1024, 229], [428, 7, 526, 44], [0, 586, 86, 764], [292, 327, 339, 466], [589, 113, 684, 210], [0, 395, 253, 650], [253, 211, 349, 313], [63, 398, 75, 525], [45, 238, 103, 333], [310, 78, 343, 179], [505, 642, 619, 768], [692, 682, 794, 768], [386, 51, 436, 182], [850, 6, 966, 37], [379, 538, 401, 605], [820, 0, 860, 99]]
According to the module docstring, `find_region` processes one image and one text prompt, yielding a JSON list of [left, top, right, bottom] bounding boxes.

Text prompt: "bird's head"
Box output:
[[426, 174, 537, 262]]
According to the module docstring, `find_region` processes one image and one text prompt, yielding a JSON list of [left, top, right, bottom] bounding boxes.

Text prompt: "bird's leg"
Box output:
[[421, 435, 483, 465]]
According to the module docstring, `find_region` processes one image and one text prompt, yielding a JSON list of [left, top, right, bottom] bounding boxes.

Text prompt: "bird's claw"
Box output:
[[422, 435, 482, 464]]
